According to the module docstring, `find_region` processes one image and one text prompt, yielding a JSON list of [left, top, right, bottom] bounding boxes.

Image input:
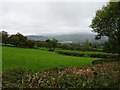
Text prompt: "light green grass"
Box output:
[[2, 46, 100, 72]]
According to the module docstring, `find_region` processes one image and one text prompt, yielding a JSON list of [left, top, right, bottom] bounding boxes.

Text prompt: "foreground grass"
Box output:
[[2, 46, 100, 72]]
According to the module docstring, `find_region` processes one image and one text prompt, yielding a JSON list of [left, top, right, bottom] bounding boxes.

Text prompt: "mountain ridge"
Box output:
[[26, 33, 107, 44]]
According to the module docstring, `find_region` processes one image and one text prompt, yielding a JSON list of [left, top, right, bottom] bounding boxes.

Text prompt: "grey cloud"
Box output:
[[1, 2, 108, 35]]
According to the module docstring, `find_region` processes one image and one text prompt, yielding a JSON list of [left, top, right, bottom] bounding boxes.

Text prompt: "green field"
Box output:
[[2, 46, 101, 72]]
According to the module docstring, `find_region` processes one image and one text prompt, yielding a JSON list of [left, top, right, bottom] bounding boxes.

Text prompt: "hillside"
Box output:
[[27, 33, 107, 44]]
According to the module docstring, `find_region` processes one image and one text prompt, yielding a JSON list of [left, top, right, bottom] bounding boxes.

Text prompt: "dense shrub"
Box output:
[[57, 51, 113, 58], [48, 49, 54, 52], [2, 61, 120, 88], [89, 54, 112, 58], [57, 51, 85, 57], [92, 58, 120, 64], [2, 68, 30, 88]]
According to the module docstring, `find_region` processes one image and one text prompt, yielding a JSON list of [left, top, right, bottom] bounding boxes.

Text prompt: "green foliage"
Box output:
[[25, 40, 36, 48], [52, 39, 58, 49], [0, 31, 104, 51], [0, 31, 8, 44], [2, 68, 30, 88], [36, 41, 47, 48], [2, 32, 36, 48], [45, 39, 58, 51], [90, 2, 120, 54], [103, 41, 112, 53], [56, 49, 111, 55], [2, 61, 120, 88], [57, 51, 113, 58], [0, 33, 2, 43], [83, 40, 92, 51], [45, 39, 53, 49], [8, 33, 27, 47]]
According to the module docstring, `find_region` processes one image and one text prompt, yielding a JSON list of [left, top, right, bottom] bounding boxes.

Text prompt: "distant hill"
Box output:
[[27, 35, 46, 41], [26, 33, 107, 44]]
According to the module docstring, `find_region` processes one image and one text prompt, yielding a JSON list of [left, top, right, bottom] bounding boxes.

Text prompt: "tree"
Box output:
[[103, 41, 115, 54], [25, 40, 35, 48], [45, 39, 52, 49], [8, 33, 27, 47], [90, 2, 120, 54], [36, 41, 47, 48], [0, 32, 2, 43], [0, 31, 8, 44], [45, 39, 58, 51], [51, 39, 58, 50], [82, 40, 92, 51]]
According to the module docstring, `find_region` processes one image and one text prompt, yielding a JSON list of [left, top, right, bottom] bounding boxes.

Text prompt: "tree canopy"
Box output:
[[8, 33, 27, 47], [90, 1, 120, 54], [0, 31, 9, 44], [45, 39, 58, 51]]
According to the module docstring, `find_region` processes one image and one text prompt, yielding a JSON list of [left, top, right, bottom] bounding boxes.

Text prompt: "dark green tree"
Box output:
[[90, 2, 120, 54], [51, 39, 58, 50], [83, 39, 92, 51], [25, 40, 35, 48], [36, 41, 46, 48], [8, 33, 27, 47], [45, 39, 52, 49], [0, 32, 2, 43], [45, 39, 58, 51], [103, 41, 114, 54], [0, 31, 8, 44]]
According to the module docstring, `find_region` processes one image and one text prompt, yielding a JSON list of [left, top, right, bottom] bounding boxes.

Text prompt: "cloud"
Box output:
[[0, 0, 110, 3], [1, 1, 108, 35]]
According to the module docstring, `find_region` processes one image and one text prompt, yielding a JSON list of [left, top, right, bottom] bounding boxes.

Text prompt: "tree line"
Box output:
[[0, 31, 101, 51], [0, 31, 58, 50]]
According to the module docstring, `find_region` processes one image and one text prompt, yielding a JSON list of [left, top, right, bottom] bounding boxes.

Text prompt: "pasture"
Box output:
[[2, 46, 100, 72]]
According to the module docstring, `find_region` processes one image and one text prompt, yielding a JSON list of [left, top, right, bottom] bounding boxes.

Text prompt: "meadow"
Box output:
[[2, 46, 100, 72]]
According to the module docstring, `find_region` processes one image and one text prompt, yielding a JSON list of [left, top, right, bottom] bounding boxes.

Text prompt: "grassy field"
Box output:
[[2, 46, 101, 72]]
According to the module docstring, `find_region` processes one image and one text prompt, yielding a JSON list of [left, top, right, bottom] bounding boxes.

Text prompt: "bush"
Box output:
[[2, 61, 120, 88], [89, 54, 112, 58], [92, 58, 120, 64], [57, 51, 84, 57], [49, 49, 54, 52], [2, 68, 30, 88]]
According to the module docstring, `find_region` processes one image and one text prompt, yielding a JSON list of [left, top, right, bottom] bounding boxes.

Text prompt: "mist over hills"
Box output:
[[27, 33, 107, 44]]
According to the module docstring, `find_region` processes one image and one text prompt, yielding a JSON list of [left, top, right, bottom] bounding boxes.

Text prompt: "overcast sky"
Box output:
[[0, 0, 109, 35]]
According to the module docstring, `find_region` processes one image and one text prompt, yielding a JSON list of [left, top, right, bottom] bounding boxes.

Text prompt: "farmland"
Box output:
[[2, 46, 100, 72], [2, 46, 120, 88], [1, 1, 120, 88]]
